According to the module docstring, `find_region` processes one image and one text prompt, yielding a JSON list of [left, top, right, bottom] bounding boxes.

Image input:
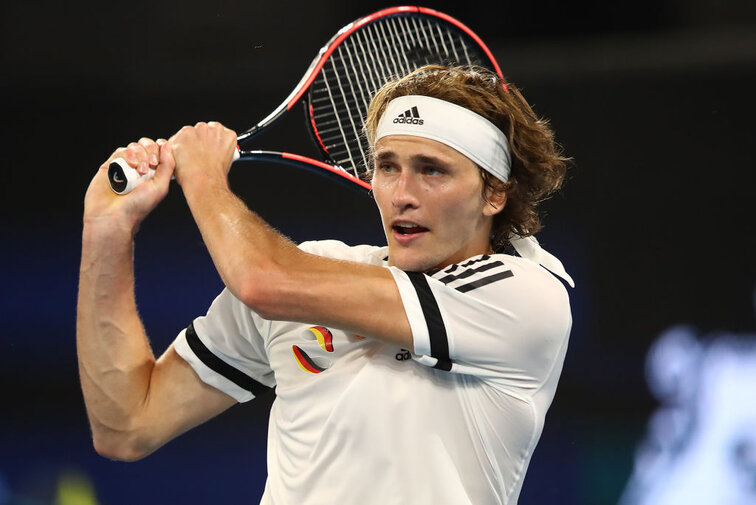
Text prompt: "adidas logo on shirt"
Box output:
[[393, 106, 424, 125], [395, 349, 412, 361]]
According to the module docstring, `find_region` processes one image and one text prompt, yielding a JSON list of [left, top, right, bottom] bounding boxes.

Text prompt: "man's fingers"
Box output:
[[103, 138, 161, 178], [138, 137, 160, 169], [125, 141, 152, 175]]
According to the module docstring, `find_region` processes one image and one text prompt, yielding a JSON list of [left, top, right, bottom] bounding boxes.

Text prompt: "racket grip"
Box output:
[[108, 148, 241, 195]]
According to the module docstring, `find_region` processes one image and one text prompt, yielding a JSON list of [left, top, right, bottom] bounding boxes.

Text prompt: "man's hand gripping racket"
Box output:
[[108, 5, 503, 195], [108, 141, 240, 195]]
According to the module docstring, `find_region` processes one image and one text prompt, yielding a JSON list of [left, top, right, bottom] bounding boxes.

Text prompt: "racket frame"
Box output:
[[234, 6, 504, 192], [109, 6, 503, 195]]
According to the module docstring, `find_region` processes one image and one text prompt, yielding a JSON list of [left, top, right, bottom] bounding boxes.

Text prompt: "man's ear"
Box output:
[[483, 187, 507, 217]]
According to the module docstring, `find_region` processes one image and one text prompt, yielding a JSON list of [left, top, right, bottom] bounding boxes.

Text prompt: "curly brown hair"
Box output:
[[364, 65, 569, 253]]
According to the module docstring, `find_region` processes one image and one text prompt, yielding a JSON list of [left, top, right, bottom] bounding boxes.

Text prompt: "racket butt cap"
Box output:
[[108, 158, 153, 195]]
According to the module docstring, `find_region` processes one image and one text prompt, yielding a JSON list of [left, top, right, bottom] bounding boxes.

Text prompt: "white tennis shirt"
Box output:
[[174, 240, 572, 505]]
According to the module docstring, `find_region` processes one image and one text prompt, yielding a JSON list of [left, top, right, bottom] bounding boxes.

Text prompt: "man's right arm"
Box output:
[[76, 139, 235, 461]]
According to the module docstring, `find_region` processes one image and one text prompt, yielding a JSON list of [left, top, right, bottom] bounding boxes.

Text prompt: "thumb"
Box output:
[[154, 139, 175, 185]]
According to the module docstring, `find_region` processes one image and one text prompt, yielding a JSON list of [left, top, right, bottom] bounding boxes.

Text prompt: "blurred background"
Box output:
[[1, 0, 755, 503]]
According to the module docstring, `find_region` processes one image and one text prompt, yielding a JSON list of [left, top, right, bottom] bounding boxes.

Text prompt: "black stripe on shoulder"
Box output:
[[439, 264, 458, 275], [455, 270, 514, 293], [460, 254, 491, 268], [185, 323, 271, 397], [406, 272, 452, 371], [435, 260, 505, 284], [434, 255, 492, 278]]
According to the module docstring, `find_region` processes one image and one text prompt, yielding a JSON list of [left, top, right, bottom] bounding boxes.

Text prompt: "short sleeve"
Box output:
[[297, 240, 388, 264], [174, 288, 276, 403], [388, 255, 572, 392]]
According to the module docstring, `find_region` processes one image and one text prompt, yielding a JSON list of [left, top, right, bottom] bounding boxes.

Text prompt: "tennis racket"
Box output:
[[108, 5, 503, 195]]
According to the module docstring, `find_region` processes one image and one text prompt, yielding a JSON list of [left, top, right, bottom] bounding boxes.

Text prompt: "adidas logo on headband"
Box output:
[[376, 94, 513, 184], [393, 106, 424, 125]]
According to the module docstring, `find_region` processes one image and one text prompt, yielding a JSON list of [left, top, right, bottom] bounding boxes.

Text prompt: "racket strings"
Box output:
[[309, 14, 490, 178], [327, 57, 368, 169]]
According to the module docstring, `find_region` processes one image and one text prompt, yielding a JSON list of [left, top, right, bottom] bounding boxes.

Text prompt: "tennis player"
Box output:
[[77, 65, 573, 504]]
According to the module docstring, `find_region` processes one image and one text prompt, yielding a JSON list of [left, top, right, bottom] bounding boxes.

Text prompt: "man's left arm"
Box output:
[[169, 122, 412, 348]]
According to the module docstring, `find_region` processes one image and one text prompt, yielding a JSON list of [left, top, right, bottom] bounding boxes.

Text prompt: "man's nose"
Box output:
[[392, 171, 420, 210]]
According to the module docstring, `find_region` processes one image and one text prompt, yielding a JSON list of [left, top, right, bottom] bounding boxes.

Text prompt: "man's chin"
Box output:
[[387, 251, 439, 273]]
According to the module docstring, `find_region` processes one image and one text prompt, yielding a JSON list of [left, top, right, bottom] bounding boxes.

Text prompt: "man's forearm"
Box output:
[[180, 177, 300, 306], [76, 222, 156, 449], [168, 123, 412, 346]]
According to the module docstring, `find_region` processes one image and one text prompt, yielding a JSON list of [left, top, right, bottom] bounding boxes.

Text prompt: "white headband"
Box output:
[[375, 95, 512, 182], [374, 95, 574, 288]]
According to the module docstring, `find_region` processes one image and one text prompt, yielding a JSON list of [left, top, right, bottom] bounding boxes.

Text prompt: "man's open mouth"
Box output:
[[393, 222, 429, 235]]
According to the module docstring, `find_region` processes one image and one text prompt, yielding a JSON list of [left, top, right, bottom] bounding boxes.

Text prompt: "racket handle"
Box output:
[[108, 148, 241, 195]]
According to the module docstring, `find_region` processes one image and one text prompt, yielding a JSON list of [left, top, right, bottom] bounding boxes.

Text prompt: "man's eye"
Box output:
[[377, 163, 396, 173], [423, 166, 444, 176]]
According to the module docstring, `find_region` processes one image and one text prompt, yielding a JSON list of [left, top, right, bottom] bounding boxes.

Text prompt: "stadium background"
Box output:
[[2, 1, 755, 503]]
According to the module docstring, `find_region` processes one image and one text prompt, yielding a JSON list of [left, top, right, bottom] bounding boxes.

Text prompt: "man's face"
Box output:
[[372, 135, 500, 272]]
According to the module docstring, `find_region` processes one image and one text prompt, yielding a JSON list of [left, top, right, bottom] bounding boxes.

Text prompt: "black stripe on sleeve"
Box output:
[[406, 272, 452, 371], [185, 323, 271, 397], [455, 270, 514, 293]]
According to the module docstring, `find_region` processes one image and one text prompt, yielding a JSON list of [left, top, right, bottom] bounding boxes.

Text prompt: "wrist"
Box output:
[[179, 169, 230, 200], [82, 214, 139, 245]]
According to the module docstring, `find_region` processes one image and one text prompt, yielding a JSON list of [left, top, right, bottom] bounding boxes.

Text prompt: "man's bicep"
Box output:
[[270, 241, 414, 348], [286, 260, 414, 349], [132, 287, 277, 457], [139, 345, 237, 454]]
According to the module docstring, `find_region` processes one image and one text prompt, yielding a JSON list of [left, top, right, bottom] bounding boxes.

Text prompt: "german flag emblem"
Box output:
[[307, 326, 334, 352], [292, 345, 327, 374]]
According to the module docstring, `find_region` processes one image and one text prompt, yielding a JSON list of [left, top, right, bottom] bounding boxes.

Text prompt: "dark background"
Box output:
[[2, 1, 755, 503]]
